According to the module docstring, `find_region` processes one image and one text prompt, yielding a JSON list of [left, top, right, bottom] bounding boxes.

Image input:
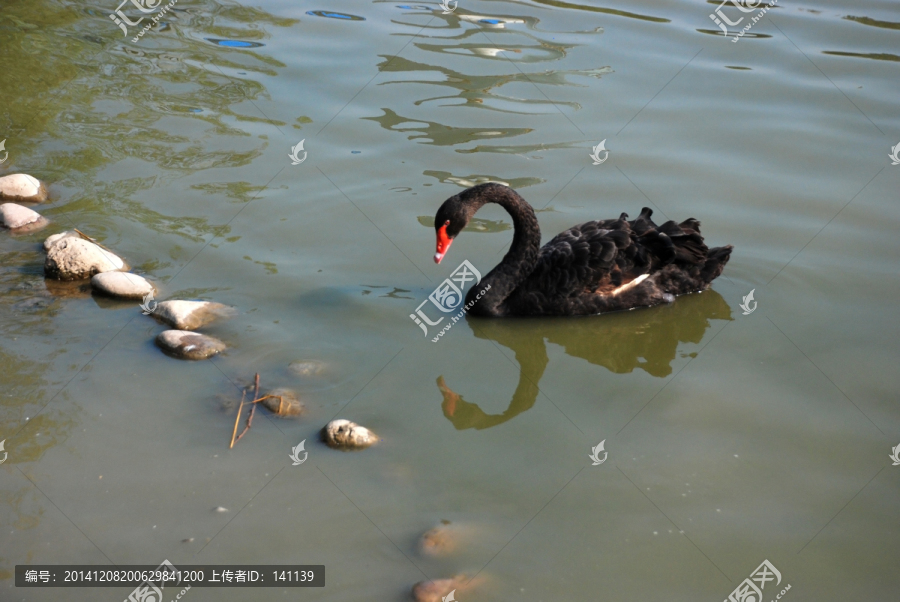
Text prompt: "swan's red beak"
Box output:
[[434, 222, 453, 264]]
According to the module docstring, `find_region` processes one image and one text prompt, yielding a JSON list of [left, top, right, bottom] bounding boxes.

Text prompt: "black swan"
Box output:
[[433, 183, 732, 317]]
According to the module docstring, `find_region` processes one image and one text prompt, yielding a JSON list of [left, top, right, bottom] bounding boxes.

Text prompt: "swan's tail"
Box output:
[[701, 245, 733, 284]]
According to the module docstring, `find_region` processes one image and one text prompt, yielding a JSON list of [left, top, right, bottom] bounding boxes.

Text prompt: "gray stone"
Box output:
[[153, 300, 235, 330], [0, 203, 48, 232], [322, 419, 377, 450], [91, 272, 154, 299], [155, 330, 226, 360], [44, 237, 126, 280], [0, 174, 48, 203]]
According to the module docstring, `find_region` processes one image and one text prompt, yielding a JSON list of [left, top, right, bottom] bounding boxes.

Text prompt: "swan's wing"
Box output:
[[518, 208, 709, 297], [519, 220, 633, 299]]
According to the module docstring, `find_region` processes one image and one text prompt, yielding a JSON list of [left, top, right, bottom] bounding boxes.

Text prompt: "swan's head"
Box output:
[[434, 183, 511, 263], [433, 196, 468, 264]]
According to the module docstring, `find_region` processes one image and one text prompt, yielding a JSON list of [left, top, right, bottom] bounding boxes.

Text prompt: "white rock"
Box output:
[[153, 300, 235, 330], [156, 330, 226, 360], [91, 272, 154, 299], [322, 419, 377, 450], [0, 174, 49, 203], [44, 237, 126, 280], [0, 203, 48, 232], [43, 231, 80, 251]]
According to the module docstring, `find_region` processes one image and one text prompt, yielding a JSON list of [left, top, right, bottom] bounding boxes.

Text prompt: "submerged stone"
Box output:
[[289, 359, 327, 377], [260, 388, 304, 417], [411, 576, 468, 602], [155, 330, 226, 360], [152, 300, 235, 330], [419, 520, 461, 557]]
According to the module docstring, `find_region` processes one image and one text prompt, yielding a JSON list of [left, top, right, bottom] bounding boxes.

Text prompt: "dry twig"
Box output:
[[229, 391, 246, 449], [230, 373, 287, 447], [74, 228, 117, 254]]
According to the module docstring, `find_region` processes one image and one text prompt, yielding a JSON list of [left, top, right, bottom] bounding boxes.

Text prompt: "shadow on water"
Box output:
[[436, 289, 733, 430]]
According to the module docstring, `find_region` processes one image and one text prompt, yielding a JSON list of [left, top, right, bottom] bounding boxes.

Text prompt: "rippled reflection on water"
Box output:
[[438, 290, 733, 430]]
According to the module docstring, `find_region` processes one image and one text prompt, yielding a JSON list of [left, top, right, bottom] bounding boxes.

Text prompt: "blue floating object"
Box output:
[[397, 4, 430, 8], [189, 108, 202, 113], [480, 19, 502, 24], [306, 10, 365, 20], [351, 151, 361, 154], [205, 38, 265, 48]]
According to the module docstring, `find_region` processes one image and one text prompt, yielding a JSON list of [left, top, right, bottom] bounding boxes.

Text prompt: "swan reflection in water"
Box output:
[[437, 289, 732, 430]]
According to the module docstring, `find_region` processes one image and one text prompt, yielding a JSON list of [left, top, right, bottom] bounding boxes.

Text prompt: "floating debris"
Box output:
[[205, 38, 265, 48], [306, 10, 366, 20]]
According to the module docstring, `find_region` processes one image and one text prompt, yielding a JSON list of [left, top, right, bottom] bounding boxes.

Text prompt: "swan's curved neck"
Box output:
[[465, 187, 541, 316]]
